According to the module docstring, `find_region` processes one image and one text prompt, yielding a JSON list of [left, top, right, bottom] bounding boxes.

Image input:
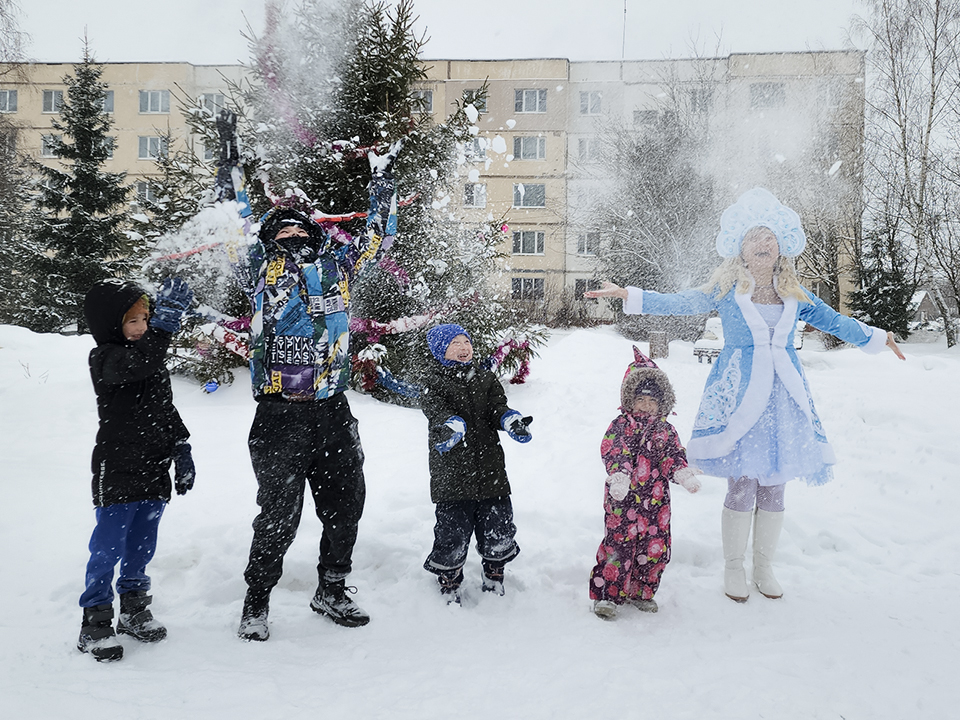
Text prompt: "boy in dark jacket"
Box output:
[[420, 324, 533, 604], [77, 277, 195, 662]]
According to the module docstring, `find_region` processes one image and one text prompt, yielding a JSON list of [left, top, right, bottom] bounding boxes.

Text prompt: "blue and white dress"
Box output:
[[624, 283, 887, 486]]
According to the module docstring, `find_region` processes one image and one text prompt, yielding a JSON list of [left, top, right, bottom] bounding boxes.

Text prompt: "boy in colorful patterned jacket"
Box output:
[[589, 347, 701, 620], [237, 144, 400, 641]]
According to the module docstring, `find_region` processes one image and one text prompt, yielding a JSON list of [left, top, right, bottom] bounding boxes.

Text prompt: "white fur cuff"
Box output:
[[624, 287, 643, 315]]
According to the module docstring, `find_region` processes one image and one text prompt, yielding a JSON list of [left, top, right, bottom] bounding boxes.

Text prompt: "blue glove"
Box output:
[[173, 442, 196, 495], [434, 416, 466, 454], [150, 277, 194, 333], [502, 411, 533, 443]]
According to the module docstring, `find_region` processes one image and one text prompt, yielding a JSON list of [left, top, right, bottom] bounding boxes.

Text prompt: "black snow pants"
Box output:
[[243, 393, 366, 594], [423, 496, 519, 574]]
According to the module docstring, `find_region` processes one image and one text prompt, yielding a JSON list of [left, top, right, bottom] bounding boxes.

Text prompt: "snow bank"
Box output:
[[0, 325, 957, 718]]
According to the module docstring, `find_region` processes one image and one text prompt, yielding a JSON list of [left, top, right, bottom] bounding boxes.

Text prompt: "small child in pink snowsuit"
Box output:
[[590, 347, 701, 619]]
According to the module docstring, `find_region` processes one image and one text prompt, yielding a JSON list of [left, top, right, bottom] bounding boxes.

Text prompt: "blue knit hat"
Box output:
[[427, 324, 472, 365]]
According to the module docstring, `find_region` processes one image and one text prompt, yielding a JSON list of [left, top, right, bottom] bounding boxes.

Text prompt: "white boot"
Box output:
[[753, 508, 784, 599], [721, 507, 753, 602]]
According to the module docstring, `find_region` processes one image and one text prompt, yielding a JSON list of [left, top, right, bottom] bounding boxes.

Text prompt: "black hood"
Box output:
[[84, 278, 148, 346], [258, 207, 327, 255]]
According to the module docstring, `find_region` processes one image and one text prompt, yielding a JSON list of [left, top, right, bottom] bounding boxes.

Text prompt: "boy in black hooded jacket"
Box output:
[[77, 277, 195, 662]]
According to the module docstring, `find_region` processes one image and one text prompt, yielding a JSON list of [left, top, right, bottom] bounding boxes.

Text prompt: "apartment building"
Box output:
[[0, 62, 245, 202], [420, 51, 865, 317], [2, 52, 864, 316]]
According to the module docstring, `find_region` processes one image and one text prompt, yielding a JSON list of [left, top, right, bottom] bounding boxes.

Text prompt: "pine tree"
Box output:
[[0, 120, 44, 325], [27, 43, 134, 333], [236, 0, 542, 399], [847, 227, 916, 339]]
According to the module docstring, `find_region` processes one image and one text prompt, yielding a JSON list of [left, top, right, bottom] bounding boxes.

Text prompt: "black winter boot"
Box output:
[[438, 568, 464, 605], [117, 591, 167, 643], [310, 579, 370, 627], [481, 560, 505, 596], [78, 603, 123, 662], [238, 589, 270, 642]]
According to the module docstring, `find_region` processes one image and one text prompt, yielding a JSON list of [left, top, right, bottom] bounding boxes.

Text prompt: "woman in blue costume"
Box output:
[[586, 188, 905, 602]]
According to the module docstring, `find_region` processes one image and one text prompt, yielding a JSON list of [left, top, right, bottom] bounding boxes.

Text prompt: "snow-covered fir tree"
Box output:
[[27, 43, 134, 333], [0, 119, 43, 326], [847, 227, 917, 339], [146, 0, 543, 395]]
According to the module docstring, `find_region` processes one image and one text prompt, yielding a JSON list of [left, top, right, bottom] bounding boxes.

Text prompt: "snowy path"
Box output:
[[1, 325, 957, 718]]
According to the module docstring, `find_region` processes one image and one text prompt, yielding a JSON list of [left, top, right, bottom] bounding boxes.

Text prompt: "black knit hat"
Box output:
[[258, 206, 326, 251]]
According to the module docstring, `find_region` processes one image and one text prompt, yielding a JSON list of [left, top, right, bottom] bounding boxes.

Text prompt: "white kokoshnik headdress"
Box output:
[[715, 187, 806, 258]]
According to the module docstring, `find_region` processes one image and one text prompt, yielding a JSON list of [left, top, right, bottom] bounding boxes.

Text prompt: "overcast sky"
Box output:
[[18, 0, 866, 65]]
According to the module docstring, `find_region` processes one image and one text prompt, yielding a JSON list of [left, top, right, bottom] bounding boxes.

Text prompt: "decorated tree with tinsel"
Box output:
[[145, 0, 543, 396], [245, 0, 544, 400], [27, 43, 135, 333]]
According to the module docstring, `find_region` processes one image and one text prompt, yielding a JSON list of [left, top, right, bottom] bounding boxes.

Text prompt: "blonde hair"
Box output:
[[700, 256, 810, 302], [123, 296, 150, 323]]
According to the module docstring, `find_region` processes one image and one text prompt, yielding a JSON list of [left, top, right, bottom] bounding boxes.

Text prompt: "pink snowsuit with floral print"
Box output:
[[589, 411, 689, 604]]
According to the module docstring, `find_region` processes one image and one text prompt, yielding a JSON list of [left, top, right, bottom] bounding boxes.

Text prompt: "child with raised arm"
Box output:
[[590, 347, 701, 619], [78, 277, 195, 661], [420, 324, 533, 604]]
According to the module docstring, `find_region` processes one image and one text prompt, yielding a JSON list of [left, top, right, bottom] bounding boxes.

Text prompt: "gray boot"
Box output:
[[753, 508, 784, 599], [721, 507, 753, 602], [117, 591, 167, 643], [78, 603, 124, 662]]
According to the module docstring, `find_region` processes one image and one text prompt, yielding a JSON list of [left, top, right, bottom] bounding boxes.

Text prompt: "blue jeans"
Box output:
[[79, 500, 165, 608]]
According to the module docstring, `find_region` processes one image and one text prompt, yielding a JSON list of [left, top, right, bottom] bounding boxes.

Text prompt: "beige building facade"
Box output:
[[2, 52, 864, 316], [1, 62, 244, 202]]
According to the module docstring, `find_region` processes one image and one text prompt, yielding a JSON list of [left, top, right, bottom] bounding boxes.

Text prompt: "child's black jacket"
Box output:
[[420, 361, 513, 504], [85, 280, 189, 507]]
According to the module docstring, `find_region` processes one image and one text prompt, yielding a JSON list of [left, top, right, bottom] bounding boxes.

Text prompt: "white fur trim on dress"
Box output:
[[861, 325, 888, 355], [624, 286, 643, 315]]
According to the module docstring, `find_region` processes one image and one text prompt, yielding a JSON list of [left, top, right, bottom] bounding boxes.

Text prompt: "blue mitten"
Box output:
[[434, 416, 466, 454], [502, 411, 533, 443], [173, 442, 196, 495], [150, 277, 194, 333]]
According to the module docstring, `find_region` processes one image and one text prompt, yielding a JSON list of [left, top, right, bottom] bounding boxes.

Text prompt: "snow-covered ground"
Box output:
[[1, 324, 957, 719]]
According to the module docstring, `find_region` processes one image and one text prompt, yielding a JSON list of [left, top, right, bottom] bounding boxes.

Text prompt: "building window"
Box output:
[[136, 181, 160, 203], [463, 89, 487, 113], [464, 183, 487, 208], [580, 91, 602, 115], [633, 109, 658, 125], [513, 136, 545, 160], [512, 277, 544, 300], [750, 82, 785, 109], [0, 89, 17, 113], [42, 90, 63, 113], [821, 82, 843, 109], [575, 278, 601, 300], [512, 230, 545, 255], [203, 141, 216, 162], [515, 88, 547, 113], [1, 129, 16, 154], [41, 134, 60, 157], [578, 138, 599, 163], [201, 93, 225, 115], [689, 87, 712, 114], [412, 89, 433, 113], [465, 137, 486, 161], [138, 136, 168, 159], [139, 90, 170, 114], [577, 232, 599, 255], [513, 183, 545, 208], [100, 136, 115, 159], [101, 91, 114, 113]]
